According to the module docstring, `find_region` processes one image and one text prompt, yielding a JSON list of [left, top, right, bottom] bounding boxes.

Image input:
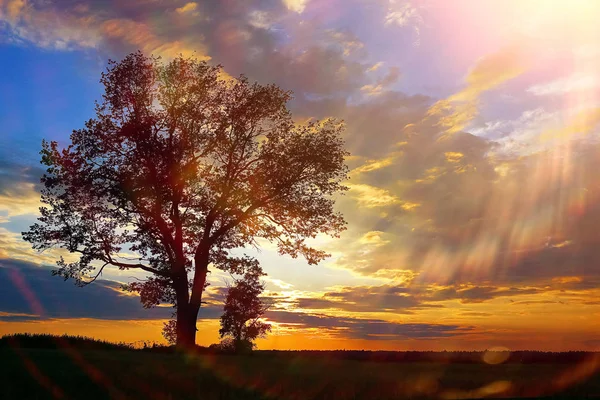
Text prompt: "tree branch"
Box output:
[[80, 262, 109, 286], [104, 254, 171, 278]]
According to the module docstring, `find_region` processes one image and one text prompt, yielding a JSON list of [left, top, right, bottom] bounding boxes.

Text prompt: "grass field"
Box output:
[[2, 335, 600, 399]]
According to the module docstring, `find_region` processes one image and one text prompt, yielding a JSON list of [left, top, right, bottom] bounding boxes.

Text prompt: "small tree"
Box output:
[[22, 52, 348, 348], [162, 319, 177, 346], [219, 265, 271, 352]]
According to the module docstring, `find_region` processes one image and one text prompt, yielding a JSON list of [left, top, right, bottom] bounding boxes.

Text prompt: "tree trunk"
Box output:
[[176, 305, 198, 349], [173, 247, 209, 348], [169, 244, 210, 349], [173, 249, 210, 349], [172, 268, 198, 350]]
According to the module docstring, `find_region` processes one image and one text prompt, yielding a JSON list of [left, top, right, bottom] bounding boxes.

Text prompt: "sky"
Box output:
[[1, 0, 600, 351]]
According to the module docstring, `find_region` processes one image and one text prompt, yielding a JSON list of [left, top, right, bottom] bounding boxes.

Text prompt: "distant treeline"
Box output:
[[2, 334, 597, 364]]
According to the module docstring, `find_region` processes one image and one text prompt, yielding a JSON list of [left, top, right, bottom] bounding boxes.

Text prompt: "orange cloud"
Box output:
[[175, 2, 198, 15], [101, 19, 209, 60], [6, 0, 25, 20], [0, 1, 210, 59]]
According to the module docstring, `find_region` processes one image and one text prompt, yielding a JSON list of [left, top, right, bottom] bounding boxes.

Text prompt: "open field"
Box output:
[[2, 335, 600, 399]]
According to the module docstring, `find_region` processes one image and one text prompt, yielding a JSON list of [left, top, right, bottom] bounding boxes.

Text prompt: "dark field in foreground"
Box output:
[[2, 335, 600, 399]]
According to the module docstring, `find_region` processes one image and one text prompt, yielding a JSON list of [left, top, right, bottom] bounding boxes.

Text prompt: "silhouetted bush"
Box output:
[[0, 333, 133, 351]]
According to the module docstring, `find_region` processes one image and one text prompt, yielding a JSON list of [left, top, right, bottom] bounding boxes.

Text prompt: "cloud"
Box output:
[[282, 0, 309, 14], [347, 184, 401, 208], [539, 108, 600, 142], [294, 91, 431, 158], [528, 73, 600, 96], [0, 311, 39, 322], [101, 18, 208, 60], [470, 106, 600, 155], [264, 276, 295, 290], [293, 73, 600, 294], [426, 45, 528, 136], [459, 312, 493, 317], [247, 10, 273, 30], [367, 61, 384, 73], [1, 0, 566, 296], [0, 161, 78, 264], [266, 310, 474, 340], [360, 66, 401, 96], [470, 107, 554, 147], [319, 99, 498, 281], [175, 2, 199, 15], [385, 1, 420, 27], [351, 154, 399, 175], [451, 286, 541, 304], [294, 293, 424, 313], [0, 182, 40, 219], [0, 0, 381, 100], [326, 29, 365, 57], [294, 283, 547, 314], [0, 158, 44, 193], [0, 258, 228, 320], [359, 231, 389, 247], [0, 160, 43, 221], [0, 0, 101, 50], [0, 228, 77, 265], [383, 0, 422, 45], [0, 0, 211, 58], [6, 0, 25, 20], [0, 259, 477, 341], [1, 256, 594, 343], [0, 259, 175, 320], [231, 42, 370, 96]]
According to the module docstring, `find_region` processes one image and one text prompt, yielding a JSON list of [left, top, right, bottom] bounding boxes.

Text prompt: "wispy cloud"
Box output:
[[426, 45, 528, 136], [528, 74, 600, 96]]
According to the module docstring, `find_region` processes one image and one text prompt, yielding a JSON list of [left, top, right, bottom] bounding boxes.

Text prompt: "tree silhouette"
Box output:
[[219, 265, 271, 352], [23, 52, 348, 347], [162, 319, 177, 346]]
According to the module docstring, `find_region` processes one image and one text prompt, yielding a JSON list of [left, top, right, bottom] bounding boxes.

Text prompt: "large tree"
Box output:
[[23, 52, 348, 347]]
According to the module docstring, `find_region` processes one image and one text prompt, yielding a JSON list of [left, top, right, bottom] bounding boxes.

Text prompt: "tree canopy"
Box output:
[[219, 266, 271, 352], [23, 51, 349, 347]]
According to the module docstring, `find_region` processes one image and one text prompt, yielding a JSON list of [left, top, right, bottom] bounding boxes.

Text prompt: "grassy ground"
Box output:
[[2, 335, 600, 399]]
